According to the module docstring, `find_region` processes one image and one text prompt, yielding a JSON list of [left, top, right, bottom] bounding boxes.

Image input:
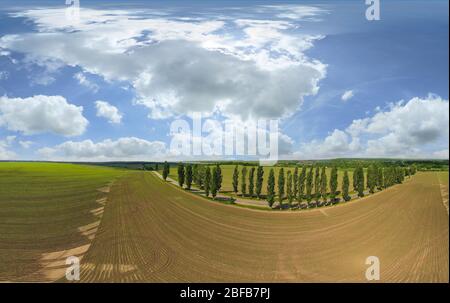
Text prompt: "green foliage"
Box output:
[[278, 168, 285, 205], [286, 170, 293, 206], [204, 166, 211, 197], [320, 166, 327, 203], [241, 166, 247, 196], [267, 168, 275, 207], [185, 164, 193, 190], [162, 161, 170, 181], [248, 167, 255, 197], [356, 166, 365, 197], [293, 167, 298, 201], [232, 165, 239, 193], [298, 166, 306, 202], [329, 166, 338, 200], [211, 166, 218, 198], [216, 164, 223, 191], [256, 166, 264, 199], [177, 163, 185, 188], [306, 167, 313, 202], [342, 170, 351, 201], [314, 166, 321, 202]]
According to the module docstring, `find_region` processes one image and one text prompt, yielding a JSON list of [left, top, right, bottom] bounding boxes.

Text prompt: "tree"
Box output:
[[255, 166, 264, 199], [248, 167, 255, 197], [320, 166, 327, 203], [211, 166, 218, 198], [204, 166, 211, 197], [196, 165, 205, 189], [376, 167, 383, 190], [177, 163, 185, 188], [241, 166, 247, 196], [367, 165, 376, 194], [267, 168, 275, 207], [162, 161, 170, 181], [278, 168, 285, 207], [357, 166, 365, 197], [192, 164, 198, 185], [342, 170, 351, 201], [314, 166, 321, 202], [353, 168, 358, 193], [306, 167, 313, 203], [329, 166, 338, 201], [286, 170, 293, 207], [298, 166, 306, 202], [186, 164, 193, 190], [232, 165, 239, 193], [216, 164, 223, 191], [155, 163, 159, 171], [293, 167, 299, 201]]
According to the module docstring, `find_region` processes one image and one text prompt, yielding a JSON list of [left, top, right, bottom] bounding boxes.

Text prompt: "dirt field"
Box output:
[[76, 171, 449, 282]]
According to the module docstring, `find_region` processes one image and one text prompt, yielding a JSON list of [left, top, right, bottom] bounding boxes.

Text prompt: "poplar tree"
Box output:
[[278, 168, 285, 207], [256, 166, 264, 199], [298, 166, 306, 202], [211, 166, 218, 198], [241, 166, 247, 196], [329, 166, 338, 201], [293, 167, 299, 201], [287, 170, 293, 207], [204, 166, 211, 197], [267, 168, 275, 207], [248, 167, 255, 197], [377, 167, 383, 190], [186, 164, 193, 190], [177, 163, 185, 188], [306, 167, 313, 203], [314, 166, 321, 202], [357, 167, 365, 197], [342, 170, 351, 201], [162, 161, 170, 181], [320, 166, 327, 203], [232, 165, 239, 193], [216, 164, 222, 191]]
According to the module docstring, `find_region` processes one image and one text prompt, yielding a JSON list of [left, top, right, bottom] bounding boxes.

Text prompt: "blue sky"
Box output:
[[0, 0, 448, 161]]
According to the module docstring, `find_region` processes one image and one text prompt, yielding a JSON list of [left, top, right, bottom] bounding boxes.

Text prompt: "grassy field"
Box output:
[[167, 164, 359, 194], [77, 170, 448, 282], [0, 162, 128, 282]]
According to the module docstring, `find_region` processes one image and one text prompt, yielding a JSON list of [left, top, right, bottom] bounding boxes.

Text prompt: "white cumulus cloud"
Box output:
[[38, 137, 166, 161], [0, 7, 326, 121], [95, 100, 122, 124], [341, 90, 354, 102], [297, 94, 449, 159], [0, 95, 88, 136]]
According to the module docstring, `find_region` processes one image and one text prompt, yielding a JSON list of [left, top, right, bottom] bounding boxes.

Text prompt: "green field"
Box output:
[[0, 162, 127, 281], [166, 164, 359, 195]]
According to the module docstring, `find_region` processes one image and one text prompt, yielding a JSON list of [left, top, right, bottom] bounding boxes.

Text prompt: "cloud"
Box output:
[[95, 100, 122, 124], [19, 140, 33, 149], [0, 136, 16, 159], [297, 94, 449, 158], [0, 7, 326, 121], [38, 137, 166, 161], [341, 90, 354, 102], [0, 95, 88, 136], [74, 72, 99, 92]]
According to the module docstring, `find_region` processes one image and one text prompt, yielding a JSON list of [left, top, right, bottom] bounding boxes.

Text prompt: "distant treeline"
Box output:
[[82, 159, 448, 171]]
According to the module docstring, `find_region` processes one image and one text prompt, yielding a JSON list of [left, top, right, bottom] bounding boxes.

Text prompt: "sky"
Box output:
[[0, 0, 448, 161]]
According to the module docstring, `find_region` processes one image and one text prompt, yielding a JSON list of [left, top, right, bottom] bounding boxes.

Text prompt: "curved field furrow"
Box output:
[[77, 172, 449, 282]]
